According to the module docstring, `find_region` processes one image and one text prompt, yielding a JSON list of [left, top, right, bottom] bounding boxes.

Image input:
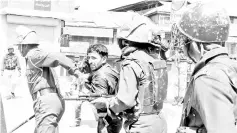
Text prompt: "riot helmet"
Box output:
[[117, 13, 168, 51], [15, 25, 39, 45], [171, 2, 230, 50]]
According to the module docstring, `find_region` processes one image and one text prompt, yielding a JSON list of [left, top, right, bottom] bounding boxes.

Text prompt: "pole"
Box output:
[[8, 114, 35, 133], [0, 94, 7, 133]]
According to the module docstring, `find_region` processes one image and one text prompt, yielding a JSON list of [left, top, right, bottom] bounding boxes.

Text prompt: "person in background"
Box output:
[[1, 45, 21, 99]]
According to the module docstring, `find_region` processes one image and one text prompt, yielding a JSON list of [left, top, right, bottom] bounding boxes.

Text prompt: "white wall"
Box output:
[[0, 14, 63, 76]]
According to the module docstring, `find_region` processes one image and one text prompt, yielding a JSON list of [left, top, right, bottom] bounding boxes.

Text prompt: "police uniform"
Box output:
[[180, 48, 237, 133], [108, 47, 167, 133], [25, 48, 77, 133], [91, 13, 168, 133], [170, 2, 237, 133], [85, 63, 122, 133]]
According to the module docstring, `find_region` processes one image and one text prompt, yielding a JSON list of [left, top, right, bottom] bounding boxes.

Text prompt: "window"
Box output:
[[97, 37, 110, 45], [159, 14, 170, 25], [71, 36, 94, 45], [230, 17, 237, 24]]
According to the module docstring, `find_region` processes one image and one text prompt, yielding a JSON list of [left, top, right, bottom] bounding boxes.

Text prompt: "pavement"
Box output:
[[0, 63, 184, 133]]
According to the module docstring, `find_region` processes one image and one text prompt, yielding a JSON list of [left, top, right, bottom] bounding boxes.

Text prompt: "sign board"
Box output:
[[63, 27, 114, 38], [34, 0, 51, 11], [0, 0, 8, 9]]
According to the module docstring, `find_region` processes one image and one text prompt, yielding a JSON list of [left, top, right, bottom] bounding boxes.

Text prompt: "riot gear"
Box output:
[[15, 25, 39, 45], [136, 59, 168, 114], [117, 13, 168, 51], [175, 2, 230, 43]]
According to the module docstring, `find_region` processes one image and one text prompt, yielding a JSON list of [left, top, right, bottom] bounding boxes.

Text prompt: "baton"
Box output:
[[8, 114, 35, 133], [63, 94, 113, 101]]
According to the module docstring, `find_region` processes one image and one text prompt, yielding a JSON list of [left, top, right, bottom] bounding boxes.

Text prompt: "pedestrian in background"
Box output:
[[1, 45, 21, 99]]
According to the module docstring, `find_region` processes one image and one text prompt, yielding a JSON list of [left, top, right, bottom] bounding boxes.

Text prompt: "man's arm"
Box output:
[[29, 51, 78, 76], [194, 71, 237, 133], [109, 63, 139, 114]]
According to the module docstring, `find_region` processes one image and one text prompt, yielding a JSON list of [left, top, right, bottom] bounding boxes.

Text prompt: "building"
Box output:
[[59, 11, 124, 76], [0, 0, 75, 76], [110, 0, 237, 55], [110, 1, 172, 42]]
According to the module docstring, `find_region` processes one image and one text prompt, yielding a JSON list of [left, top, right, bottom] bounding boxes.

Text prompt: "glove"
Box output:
[[91, 97, 109, 110]]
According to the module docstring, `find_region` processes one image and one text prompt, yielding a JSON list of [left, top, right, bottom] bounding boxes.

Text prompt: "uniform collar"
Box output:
[[118, 46, 154, 62], [192, 47, 228, 76]]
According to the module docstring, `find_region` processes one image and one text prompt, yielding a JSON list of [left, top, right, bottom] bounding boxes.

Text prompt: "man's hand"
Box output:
[[91, 97, 109, 110], [73, 69, 81, 78]]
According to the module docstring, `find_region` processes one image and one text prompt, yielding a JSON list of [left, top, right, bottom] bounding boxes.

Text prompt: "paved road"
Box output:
[[0, 76, 182, 133]]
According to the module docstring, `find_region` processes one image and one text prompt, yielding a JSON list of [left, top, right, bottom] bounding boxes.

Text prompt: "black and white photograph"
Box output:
[[0, 0, 237, 133]]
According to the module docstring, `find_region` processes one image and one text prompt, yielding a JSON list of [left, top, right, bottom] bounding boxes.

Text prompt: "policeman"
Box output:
[[171, 2, 237, 133], [15, 25, 79, 133], [91, 13, 168, 133], [1, 45, 21, 99]]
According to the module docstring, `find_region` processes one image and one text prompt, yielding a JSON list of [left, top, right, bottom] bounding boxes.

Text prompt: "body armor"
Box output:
[[177, 2, 230, 43], [136, 59, 168, 114], [123, 58, 168, 132]]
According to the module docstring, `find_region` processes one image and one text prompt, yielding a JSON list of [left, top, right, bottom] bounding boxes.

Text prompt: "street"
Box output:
[[0, 75, 182, 133]]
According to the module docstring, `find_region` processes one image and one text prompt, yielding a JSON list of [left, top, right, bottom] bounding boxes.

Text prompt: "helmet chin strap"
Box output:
[[19, 45, 26, 57], [186, 41, 198, 63], [187, 46, 197, 63], [200, 43, 206, 58]]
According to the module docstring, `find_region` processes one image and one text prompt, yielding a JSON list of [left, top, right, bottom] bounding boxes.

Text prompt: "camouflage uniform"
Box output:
[[1, 48, 21, 99]]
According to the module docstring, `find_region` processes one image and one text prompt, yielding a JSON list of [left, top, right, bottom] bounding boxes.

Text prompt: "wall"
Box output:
[[0, 14, 63, 76], [0, 0, 75, 13]]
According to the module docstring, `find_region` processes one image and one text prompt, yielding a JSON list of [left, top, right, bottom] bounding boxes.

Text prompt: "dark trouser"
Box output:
[[127, 112, 167, 133], [98, 115, 123, 133], [33, 93, 65, 133]]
